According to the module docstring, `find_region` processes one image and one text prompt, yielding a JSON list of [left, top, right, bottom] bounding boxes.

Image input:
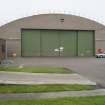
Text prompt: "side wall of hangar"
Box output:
[[0, 14, 105, 57]]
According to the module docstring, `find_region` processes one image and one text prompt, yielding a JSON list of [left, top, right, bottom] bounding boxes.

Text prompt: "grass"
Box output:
[[0, 67, 72, 73], [0, 84, 96, 93], [0, 96, 105, 105]]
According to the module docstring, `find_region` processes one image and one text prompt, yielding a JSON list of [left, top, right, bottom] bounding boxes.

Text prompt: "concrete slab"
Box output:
[[6, 57, 105, 87], [0, 71, 96, 85]]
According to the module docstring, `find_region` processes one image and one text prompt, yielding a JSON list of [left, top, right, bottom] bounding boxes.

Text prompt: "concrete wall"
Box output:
[[0, 14, 105, 56]]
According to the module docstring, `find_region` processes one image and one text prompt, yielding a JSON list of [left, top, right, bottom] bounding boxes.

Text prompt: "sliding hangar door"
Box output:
[[21, 29, 95, 57]]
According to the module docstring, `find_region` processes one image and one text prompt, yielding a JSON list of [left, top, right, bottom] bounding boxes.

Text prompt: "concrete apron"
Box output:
[[0, 71, 96, 85]]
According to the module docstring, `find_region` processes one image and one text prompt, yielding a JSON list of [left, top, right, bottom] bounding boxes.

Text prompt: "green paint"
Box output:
[[78, 31, 94, 56], [21, 29, 94, 57], [41, 30, 59, 56], [59, 30, 77, 56], [21, 29, 40, 56]]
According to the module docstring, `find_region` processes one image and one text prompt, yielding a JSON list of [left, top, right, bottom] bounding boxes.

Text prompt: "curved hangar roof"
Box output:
[[0, 14, 105, 39]]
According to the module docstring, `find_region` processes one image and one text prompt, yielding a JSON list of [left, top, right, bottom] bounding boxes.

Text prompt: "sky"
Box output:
[[0, 0, 105, 26]]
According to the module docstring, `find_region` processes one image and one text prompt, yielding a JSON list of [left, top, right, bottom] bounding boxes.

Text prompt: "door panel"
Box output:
[[41, 30, 59, 56], [59, 31, 77, 56], [21, 29, 40, 56], [78, 31, 94, 56]]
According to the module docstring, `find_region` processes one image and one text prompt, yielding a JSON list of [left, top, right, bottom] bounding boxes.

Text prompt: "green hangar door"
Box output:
[[21, 29, 94, 57], [41, 30, 59, 56], [21, 29, 40, 57], [78, 31, 94, 56], [59, 31, 77, 56], [41, 30, 77, 56]]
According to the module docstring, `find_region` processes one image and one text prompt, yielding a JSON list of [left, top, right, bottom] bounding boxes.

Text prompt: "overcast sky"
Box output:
[[0, 0, 105, 26]]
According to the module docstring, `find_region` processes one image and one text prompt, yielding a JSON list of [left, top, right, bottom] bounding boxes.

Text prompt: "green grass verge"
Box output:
[[0, 96, 105, 105], [0, 84, 96, 93], [0, 67, 72, 73]]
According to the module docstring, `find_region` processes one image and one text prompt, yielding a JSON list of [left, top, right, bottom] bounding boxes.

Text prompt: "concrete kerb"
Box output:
[[0, 71, 96, 85], [0, 89, 105, 100]]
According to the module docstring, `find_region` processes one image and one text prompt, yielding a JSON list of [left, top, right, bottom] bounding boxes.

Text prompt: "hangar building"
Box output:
[[0, 14, 105, 57]]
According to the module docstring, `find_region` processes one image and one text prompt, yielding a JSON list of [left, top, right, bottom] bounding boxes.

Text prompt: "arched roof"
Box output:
[[0, 14, 105, 39], [0, 14, 105, 30]]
